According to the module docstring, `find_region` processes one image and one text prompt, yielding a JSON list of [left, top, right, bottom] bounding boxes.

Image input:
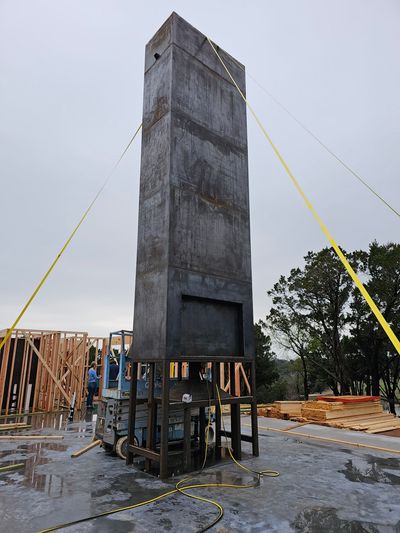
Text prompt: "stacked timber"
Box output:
[[265, 401, 304, 419], [301, 396, 400, 433], [275, 401, 303, 417], [0, 422, 31, 432]]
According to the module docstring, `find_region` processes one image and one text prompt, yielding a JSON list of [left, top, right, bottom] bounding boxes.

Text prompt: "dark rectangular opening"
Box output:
[[179, 295, 243, 358]]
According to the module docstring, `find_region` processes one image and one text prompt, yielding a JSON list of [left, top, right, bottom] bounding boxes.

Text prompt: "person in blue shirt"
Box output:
[[87, 362, 98, 408]]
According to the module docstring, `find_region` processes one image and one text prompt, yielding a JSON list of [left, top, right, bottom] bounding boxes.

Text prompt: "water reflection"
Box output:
[[340, 456, 400, 485], [1, 408, 97, 433], [64, 410, 97, 437], [0, 410, 98, 497], [0, 441, 68, 496]]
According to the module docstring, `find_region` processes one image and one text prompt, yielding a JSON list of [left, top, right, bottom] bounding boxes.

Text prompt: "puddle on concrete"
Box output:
[[339, 448, 354, 455], [0, 441, 68, 496], [372, 456, 400, 470], [1, 410, 97, 434], [0, 449, 15, 459], [63, 411, 97, 439], [91, 471, 165, 501], [0, 409, 100, 501], [292, 507, 381, 532], [340, 456, 400, 485]]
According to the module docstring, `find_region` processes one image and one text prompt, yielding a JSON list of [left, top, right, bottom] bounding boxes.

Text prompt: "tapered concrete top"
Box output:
[[144, 12, 245, 92]]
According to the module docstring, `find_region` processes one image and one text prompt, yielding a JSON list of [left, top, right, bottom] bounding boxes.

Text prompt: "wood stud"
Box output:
[[0, 328, 109, 415]]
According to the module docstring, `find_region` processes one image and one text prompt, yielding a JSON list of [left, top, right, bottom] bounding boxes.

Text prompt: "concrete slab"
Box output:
[[245, 416, 400, 453], [0, 412, 399, 532]]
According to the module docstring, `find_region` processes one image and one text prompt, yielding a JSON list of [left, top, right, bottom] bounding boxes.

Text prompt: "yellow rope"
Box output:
[[228, 56, 400, 220], [0, 124, 142, 352], [207, 36, 400, 356], [215, 385, 279, 478], [37, 480, 259, 533]]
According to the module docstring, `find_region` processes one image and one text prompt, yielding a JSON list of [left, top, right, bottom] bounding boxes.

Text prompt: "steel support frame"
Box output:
[[127, 359, 258, 478]]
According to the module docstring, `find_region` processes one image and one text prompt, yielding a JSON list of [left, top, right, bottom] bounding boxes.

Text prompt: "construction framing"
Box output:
[[0, 328, 107, 415]]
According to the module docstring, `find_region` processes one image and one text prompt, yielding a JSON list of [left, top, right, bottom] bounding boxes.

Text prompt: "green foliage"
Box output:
[[349, 242, 400, 409], [266, 247, 358, 396], [254, 320, 279, 403], [260, 379, 288, 403], [257, 242, 400, 410]]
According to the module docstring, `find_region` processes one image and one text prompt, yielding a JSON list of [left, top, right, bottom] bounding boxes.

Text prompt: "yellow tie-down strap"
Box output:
[[0, 124, 142, 352], [207, 37, 400, 356]]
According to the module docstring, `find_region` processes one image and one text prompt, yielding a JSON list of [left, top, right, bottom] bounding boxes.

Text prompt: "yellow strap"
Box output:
[[207, 37, 400, 356], [0, 124, 142, 352], [228, 57, 400, 220]]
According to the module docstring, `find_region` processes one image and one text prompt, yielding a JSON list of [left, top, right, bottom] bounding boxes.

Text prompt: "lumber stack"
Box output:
[[301, 396, 400, 433], [264, 401, 304, 419], [275, 401, 303, 417], [0, 423, 31, 432]]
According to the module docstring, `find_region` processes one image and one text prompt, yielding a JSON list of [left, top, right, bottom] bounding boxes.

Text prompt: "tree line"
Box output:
[[255, 241, 400, 414]]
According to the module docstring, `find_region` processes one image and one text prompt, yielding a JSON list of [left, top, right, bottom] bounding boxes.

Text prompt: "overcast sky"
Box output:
[[1, 1, 399, 339]]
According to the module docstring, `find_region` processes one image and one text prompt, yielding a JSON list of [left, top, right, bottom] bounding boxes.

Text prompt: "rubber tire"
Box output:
[[206, 426, 215, 444], [102, 442, 114, 453], [115, 436, 139, 460], [116, 436, 128, 460]]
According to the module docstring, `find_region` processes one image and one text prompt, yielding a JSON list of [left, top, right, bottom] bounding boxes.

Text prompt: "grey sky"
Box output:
[[1, 1, 399, 338]]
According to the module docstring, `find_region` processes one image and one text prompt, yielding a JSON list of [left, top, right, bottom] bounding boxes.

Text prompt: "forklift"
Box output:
[[95, 330, 214, 460]]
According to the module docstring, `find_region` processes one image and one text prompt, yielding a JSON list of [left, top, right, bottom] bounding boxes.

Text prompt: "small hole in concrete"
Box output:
[[154, 53, 160, 60]]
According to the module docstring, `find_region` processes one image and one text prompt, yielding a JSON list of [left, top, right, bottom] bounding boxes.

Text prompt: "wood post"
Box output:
[[230, 362, 241, 460], [250, 360, 259, 457], [0, 329, 108, 416]]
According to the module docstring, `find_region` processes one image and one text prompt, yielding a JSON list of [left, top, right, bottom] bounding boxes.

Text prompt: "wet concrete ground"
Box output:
[[0, 411, 400, 532]]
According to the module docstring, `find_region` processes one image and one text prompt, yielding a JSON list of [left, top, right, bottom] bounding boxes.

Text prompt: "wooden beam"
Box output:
[[366, 425, 400, 434], [0, 424, 31, 432], [250, 423, 400, 454], [128, 445, 160, 462], [5, 331, 19, 415], [24, 335, 71, 405], [234, 364, 240, 396], [0, 435, 64, 440], [222, 379, 230, 393], [239, 363, 251, 394], [71, 439, 101, 458], [0, 332, 11, 412], [0, 463, 25, 472]]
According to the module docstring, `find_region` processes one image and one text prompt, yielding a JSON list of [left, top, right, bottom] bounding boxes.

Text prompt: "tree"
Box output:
[[267, 275, 312, 399], [254, 320, 279, 402], [350, 242, 400, 412], [266, 242, 400, 410], [267, 248, 359, 395]]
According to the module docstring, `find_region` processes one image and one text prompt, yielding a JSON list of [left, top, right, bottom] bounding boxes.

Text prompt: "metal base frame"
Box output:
[[126, 359, 258, 479]]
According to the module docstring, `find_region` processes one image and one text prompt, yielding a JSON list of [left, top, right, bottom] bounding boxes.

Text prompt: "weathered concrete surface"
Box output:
[[0, 412, 400, 532], [133, 13, 254, 362], [252, 416, 400, 452]]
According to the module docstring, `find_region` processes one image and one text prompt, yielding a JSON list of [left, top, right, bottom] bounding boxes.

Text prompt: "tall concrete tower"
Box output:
[[127, 12, 258, 478]]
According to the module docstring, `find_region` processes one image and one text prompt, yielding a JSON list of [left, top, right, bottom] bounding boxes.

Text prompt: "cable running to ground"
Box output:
[[206, 36, 400, 357], [38, 379, 280, 533], [229, 55, 400, 219], [0, 123, 142, 352]]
